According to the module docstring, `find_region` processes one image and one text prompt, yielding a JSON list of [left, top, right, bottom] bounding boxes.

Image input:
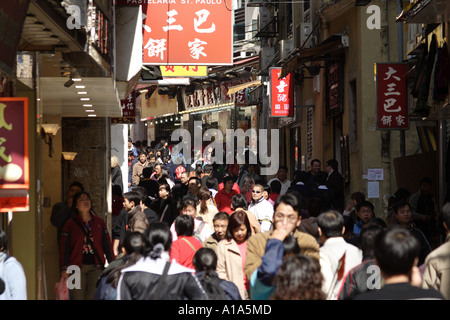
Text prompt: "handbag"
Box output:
[[72, 218, 105, 270], [152, 261, 171, 300]]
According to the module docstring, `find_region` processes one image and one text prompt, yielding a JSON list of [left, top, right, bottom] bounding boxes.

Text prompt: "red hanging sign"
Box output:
[[141, 2, 233, 65], [270, 68, 293, 117], [377, 63, 408, 129], [111, 93, 136, 124]]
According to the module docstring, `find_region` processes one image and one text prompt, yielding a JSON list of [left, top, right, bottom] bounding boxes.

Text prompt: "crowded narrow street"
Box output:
[[0, 0, 449, 308]]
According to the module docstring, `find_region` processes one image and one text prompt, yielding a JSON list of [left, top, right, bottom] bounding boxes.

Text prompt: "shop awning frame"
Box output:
[[396, 0, 450, 23], [227, 80, 262, 95]]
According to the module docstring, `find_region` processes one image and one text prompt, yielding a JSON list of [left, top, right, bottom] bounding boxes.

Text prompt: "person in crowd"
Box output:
[[196, 187, 219, 229], [201, 164, 219, 191], [298, 197, 322, 242], [128, 137, 138, 158], [111, 155, 123, 192], [95, 232, 147, 300], [393, 199, 432, 266], [170, 197, 213, 243], [116, 223, 207, 300], [133, 186, 159, 226], [218, 173, 241, 194], [268, 180, 281, 203], [305, 159, 322, 194], [248, 184, 274, 233], [244, 193, 320, 283], [240, 175, 255, 205], [354, 228, 444, 300], [111, 185, 124, 231], [216, 210, 252, 299], [170, 215, 203, 269], [172, 171, 189, 201], [230, 194, 261, 235], [59, 191, 114, 300], [203, 212, 230, 252], [338, 223, 386, 300], [131, 151, 148, 187], [270, 255, 325, 300], [150, 183, 178, 227], [0, 229, 27, 300], [353, 200, 376, 237], [261, 185, 274, 206], [287, 170, 309, 210], [128, 151, 138, 190], [138, 166, 159, 201], [422, 202, 450, 299], [311, 171, 334, 212], [215, 175, 240, 215], [317, 210, 362, 300], [206, 176, 219, 203], [186, 176, 202, 202], [343, 191, 366, 220], [51, 181, 84, 245], [249, 229, 300, 300], [239, 164, 260, 190], [193, 248, 242, 300], [122, 191, 149, 235], [325, 159, 345, 213], [267, 166, 291, 196], [386, 188, 412, 227]]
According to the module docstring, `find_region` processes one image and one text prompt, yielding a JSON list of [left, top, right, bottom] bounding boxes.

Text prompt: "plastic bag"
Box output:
[[55, 276, 69, 300]]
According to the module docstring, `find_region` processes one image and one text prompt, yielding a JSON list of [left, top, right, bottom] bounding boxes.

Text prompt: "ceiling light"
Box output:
[[82, 104, 92, 107], [75, 85, 85, 89], [77, 91, 88, 94], [87, 114, 97, 117], [72, 78, 82, 81], [80, 98, 90, 101], [85, 109, 95, 112]]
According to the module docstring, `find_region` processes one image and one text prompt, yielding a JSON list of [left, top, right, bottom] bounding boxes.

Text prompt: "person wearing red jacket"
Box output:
[[59, 191, 114, 300], [215, 176, 239, 215], [170, 215, 203, 269]]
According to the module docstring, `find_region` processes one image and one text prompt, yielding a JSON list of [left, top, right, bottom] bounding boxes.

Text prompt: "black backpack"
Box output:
[[202, 276, 227, 300]]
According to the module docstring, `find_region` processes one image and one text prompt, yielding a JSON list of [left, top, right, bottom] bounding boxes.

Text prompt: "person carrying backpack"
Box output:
[[193, 248, 241, 300]]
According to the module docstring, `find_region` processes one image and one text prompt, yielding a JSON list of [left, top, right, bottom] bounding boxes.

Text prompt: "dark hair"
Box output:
[[359, 224, 385, 259], [314, 171, 328, 185], [223, 175, 234, 185], [205, 176, 217, 189], [203, 164, 213, 174], [231, 194, 248, 211], [180, 197, 197, 213], [226, 210, 251, 242], [283, 234, 300, 257], [159, 183, 171, 193], [278, 165, 288, 173], [198, 187, 211, 214], [317, 210, 344, 238], [374, 228, 420, 277], [351, 192, 365, 203], [274, 193, 301, 216], [392, 199, 411, 214], [0, 229, 7, 251], [138, 151, 147, 157], [326, 159, 339, 171], [193, 247, 217, 272], [71, 191, 94, 213], [133, 186, 149, 203], [213, 211, 230, 223], [270, 180, 282, 193], [356, 200, 374, 212], [420, 177, 432, 186], [142, 166, 153, 178], [112, 184, 123, 196], [293, 171, 308, 184], [311, 159, 321, 166], [188, 176, 201, 185], [174, 214, 195, 237], [144, 222, 173, 255], [306, 197, 322, 218], [263, 185, 271, 194], [69, 181, 84, 191], [271, 255, 325, 300], [124, 191, 141, 206]]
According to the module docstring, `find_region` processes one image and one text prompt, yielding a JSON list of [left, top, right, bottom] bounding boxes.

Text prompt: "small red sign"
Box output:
[[111, 93, 136, 124], [377, 63, 408, 129], [270, 68, 293, 117]]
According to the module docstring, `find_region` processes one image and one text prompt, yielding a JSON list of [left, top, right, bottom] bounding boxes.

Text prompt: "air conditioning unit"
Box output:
[[279, 39, 293, 60], [300, 22, 315, 48], [260, 46, 275, 71]]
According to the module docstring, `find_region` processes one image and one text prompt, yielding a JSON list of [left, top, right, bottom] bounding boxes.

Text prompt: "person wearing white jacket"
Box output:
[[248, 184, 274, 233]]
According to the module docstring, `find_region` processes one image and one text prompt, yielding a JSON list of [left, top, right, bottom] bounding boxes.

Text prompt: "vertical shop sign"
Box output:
[[376, 63, 408, 129], [0, 98, 29, 212], [111, 93, 136, 124], [141, 1, 232, 65], [270, 67, 293, 117]]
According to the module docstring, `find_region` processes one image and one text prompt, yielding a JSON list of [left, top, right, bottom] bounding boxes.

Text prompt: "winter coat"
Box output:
[[248, 197, 274, 233], [0, 252, 27, 300], [127, 206, 149, 234], [215, 189, 239, 214], [422, 233, 450, 299]]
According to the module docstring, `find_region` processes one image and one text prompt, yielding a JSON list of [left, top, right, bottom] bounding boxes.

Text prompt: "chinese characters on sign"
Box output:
[[377, 63, 408, 129], [160, 65, 207, 77], [0, 98, 29, 212], [111, 93, 136, 124], [141, 1, 232, 65], [270, 68, 293, 117]]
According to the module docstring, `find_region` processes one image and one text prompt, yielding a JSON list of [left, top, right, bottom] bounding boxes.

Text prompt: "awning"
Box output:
[[396, 0, 450, 23], [279, 34, 345, 79], [179, 102, 235, 114], [227, 80, 262, 95]]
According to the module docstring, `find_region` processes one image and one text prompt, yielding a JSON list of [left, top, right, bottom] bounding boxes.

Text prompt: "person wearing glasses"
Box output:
[[353, 200, 376, 237], [248, 184, 274, 233]]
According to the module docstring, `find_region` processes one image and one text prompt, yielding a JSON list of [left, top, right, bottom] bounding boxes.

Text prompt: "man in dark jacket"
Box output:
[[325, 159, 345, 213]]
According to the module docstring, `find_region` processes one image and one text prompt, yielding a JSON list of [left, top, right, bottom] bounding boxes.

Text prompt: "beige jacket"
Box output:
[[244, 229, 320, 281], [422, 234, 450, 299], [132, 161, 148, 185], [216, 238, 248, 300]]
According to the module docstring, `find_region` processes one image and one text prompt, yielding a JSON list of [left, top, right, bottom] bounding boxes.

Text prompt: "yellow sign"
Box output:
[[159, 66, 207, 77]]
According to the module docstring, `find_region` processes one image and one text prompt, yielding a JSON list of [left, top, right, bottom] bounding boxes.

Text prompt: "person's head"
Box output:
[[133, 186, 148, 206], [374, 228, 420, 279], [326, 159, 338, 173], [128, 151, 134, 160], [282, 234, 301, 258], [142, 166, 153, 179], [174, 214, 195, 237], [198, 187, 211, 202], [158, 183, 171, 199], [180, 197, 197, 218], [122, 231, 147, 256], [148, 154, 156, 163], [262, 185, 271, 200], [188, 177, 201, 195], [276, 166, 288, 182], [251, 184, 264, 202], [293, 170, 309, 184], [241, 175, 255, 193], [203, 164, 213, 175], [317, 210, 345, 239], [213, 212, 229, 240], [223, 176, 234, 192], [351, 192, 365, 207], [273, 193, 302, 234], [314, 171, 328, 186], [226, 210, 251, 244], [68, 181, 84, 201], [231, 194, 248, 211], [356, 200, 375, 224], [311, 159, 321, 175], [180, 171, 189, 185], [270, 179, 282, 194], [306, 197, 321, 218], [358, 224, 385, 260], [111, 155, 119, 168], [271, 254, 325, 300], [205, 176, 216, 190], [419, 177, 433, 195], [154, 163, 162, 176], [193, 248, 218, 274], [144, 222, 172, 258], [138, 151, 147, 163], [441, 202, 450, 234], [72, 191, 93, 214], [123, 191, 140, 210], [0, 229, 7, 252], [393, 199, 412, 227]]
